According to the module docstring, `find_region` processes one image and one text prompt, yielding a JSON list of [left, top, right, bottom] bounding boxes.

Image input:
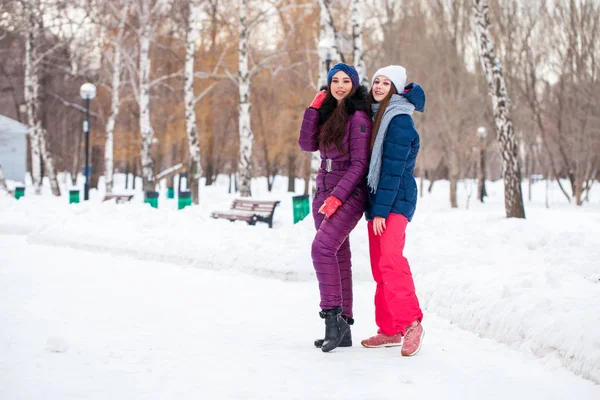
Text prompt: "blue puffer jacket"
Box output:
[[365, 83, 425, 222]]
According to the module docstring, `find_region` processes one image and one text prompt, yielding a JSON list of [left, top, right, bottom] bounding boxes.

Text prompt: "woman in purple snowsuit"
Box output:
[[298, 63, 372, 352]]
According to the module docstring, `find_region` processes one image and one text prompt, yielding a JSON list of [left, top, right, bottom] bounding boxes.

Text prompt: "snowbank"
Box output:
[[1, 174, 599, 383]]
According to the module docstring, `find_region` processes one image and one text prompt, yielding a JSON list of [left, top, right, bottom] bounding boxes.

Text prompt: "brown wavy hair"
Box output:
[[318, 88, 356, 154], [368, 84, 398, 152]]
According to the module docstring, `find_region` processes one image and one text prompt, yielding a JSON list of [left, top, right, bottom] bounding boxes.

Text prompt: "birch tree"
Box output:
[[184, 0, 220, 204], [473, 0, 525, 218], [351, 0, 367, 86], [127, 0, 175, 193], [104, 1, 130, 194], [237, 0, 253, 196], [309, 0, 343, 197], [23, 0, 61, 196], [138, 0, 155, 192], [232, 0, 310, 196], [317, 0, 341, 88]]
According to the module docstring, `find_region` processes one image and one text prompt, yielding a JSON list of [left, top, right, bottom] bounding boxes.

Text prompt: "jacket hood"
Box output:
[[318, 85, 370, 125], [402, 82, 425, 112]]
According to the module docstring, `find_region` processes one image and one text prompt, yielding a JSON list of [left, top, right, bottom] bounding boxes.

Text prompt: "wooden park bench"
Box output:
[[102, 194, 134, 204], [211, 199, 280, 228]]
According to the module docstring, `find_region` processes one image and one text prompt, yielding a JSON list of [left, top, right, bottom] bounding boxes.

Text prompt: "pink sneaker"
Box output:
[[361, 332, 403, 348], [401, 320, 424, 356]]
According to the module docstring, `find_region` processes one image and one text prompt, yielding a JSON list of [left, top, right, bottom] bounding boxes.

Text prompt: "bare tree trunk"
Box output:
[[477, 138, 487, 202], [351, 0, 368, 86], [473, 0, 525, 218], [105, 2, 129, 194], [125, 160, 130, 189], [303, 155, 311, 196], [428, 154, 447, 193], [90, 145, 102, 190], [139, 0, 155, 193], [184, 0, 205, 204], [205, 162, 214, 186], [449, 147, 459, 208], [238, 0, 253, 197], [267, 175, 275, 192], [575, 163, 584, 206], [528, 156, 533, 202], [287, 154, 296, 192], [39, 127, 60, 195], [545, 170, 550, 209]]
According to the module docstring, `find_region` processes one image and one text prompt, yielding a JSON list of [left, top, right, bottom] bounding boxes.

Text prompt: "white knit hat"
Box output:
[[371, 65, 407, 92]]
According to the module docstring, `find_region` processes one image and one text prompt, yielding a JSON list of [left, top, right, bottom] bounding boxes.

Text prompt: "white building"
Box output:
[[0, 114, 29, 182]]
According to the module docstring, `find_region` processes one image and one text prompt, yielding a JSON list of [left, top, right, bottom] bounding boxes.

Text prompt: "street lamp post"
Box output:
[[477, 126, 488, 203], [325, 49, 332, 73], [317, 40, 334, 88], [80, 83, 96, 201]]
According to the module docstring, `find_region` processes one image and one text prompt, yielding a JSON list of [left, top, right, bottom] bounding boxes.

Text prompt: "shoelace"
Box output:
[[404, 323, 419, 341]]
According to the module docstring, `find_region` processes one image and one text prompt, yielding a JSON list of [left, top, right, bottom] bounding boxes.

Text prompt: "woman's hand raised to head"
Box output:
[[310, 90, 327, 109]]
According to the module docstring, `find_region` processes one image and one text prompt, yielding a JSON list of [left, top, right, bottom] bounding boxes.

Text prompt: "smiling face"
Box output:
[[329, 71, 353, 101], [372, 75, 394, 103]]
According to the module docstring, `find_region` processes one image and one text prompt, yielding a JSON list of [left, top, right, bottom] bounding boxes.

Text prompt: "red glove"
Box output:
[[318, 196, 342, 218], [310, 90, 327, 109]]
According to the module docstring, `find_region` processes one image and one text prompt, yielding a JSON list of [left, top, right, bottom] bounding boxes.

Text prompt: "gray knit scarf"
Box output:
[[367, 94, 415, 193]]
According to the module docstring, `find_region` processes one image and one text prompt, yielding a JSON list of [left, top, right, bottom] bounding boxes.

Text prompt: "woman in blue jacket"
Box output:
[[360, 65, 426, 357]]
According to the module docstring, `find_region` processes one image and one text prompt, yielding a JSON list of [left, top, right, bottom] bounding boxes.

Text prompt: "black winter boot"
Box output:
[[314, 316, 353, 348], [318, 307, 350, 353]]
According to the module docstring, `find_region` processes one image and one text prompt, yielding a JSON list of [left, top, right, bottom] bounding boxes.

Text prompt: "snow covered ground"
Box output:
[[1, 173, 599, 397], [1, 235, 599, 400]]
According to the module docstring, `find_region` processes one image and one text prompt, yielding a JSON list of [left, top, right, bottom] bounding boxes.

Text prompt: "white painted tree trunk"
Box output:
[[139, 0, 155, 192], [104, 3, 129, 194], [473, 0, 525, 218], [351, 0, 367, 86], [184, 0, 204, 204], [238, 0, 253, 197]]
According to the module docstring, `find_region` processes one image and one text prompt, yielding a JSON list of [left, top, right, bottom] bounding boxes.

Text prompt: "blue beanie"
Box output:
[[327, 63, 360, 88]]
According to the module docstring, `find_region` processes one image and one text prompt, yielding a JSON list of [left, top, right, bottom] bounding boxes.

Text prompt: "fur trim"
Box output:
[[319, 306, 343, 319], [318, 85, 370, 125]]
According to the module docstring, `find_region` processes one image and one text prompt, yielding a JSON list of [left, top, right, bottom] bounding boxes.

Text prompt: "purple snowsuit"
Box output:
[[298, 104, 372, 317]]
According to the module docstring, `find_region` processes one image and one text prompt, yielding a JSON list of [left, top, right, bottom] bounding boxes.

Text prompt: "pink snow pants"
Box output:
[[367, 213, 423, 336]]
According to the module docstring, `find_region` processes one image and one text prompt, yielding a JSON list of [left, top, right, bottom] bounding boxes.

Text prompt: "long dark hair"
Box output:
[[368, 85, 398, 152], [318, 87, 356, 154]]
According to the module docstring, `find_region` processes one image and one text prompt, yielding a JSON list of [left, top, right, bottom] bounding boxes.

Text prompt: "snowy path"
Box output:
[[1, 235, 598, 400]]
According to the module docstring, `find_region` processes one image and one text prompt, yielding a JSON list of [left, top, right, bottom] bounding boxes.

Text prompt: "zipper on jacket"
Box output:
[[322, 148, 327, 191]]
